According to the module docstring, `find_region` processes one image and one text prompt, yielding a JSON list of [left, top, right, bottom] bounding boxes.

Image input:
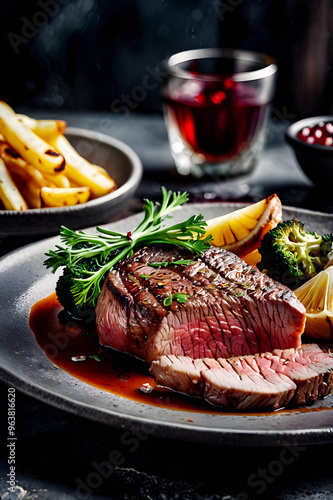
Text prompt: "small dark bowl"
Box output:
[[0, 128, 143, 237], [285, 116, 333, 186]]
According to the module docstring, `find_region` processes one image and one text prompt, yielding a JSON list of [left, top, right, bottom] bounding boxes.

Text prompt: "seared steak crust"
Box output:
[[95, 246, 306, 364]]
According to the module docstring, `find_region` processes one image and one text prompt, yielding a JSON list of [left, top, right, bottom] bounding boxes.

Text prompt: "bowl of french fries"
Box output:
[[0, 102, 142, 236]]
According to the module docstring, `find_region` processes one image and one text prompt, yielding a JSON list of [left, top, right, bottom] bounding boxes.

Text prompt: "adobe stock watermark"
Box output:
[[213, 0, 243, 21], [248, 445, 307, 496], [75, 421, 158, 499], [237, 104, 297, 163], [6, 388, 17, 495], [230, 444, 307, 499], [110, 64, 165, 118], [7, 0, 71, 54], [267, 105, 297, 142]]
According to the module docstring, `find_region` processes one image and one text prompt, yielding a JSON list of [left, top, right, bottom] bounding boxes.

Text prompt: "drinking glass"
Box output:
[[161, 48, 278, 178]]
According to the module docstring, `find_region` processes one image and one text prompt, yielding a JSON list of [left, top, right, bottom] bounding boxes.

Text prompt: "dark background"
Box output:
[[1, 0, 333, 119], [1, 3, 333, 499]]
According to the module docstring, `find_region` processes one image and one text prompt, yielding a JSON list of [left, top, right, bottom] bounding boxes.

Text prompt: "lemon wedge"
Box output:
[[203, 194, 282, 258], [294, 267, 333, 339]]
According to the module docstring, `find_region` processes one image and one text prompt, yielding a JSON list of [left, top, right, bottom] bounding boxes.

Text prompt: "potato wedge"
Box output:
[[41, 186, 90, 207], [0, 157, 28, 210], [48, 134, 116, 197], [16, 114, 67, 139], [0, 101, 65, 175]]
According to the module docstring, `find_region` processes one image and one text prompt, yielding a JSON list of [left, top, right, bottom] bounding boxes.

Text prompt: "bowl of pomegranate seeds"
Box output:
[[286, 116, 333, 186]]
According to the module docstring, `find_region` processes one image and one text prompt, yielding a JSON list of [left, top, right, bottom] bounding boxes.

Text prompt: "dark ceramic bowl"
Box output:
[[285, 116, 333, 186], [0, 127, 142, 237]]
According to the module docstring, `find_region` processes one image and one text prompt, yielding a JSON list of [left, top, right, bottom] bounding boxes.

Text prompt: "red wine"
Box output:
[[164, 80, 270, 163]]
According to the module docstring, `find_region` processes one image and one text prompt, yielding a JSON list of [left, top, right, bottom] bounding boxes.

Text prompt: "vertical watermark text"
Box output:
[[6, 387, 17, 494]]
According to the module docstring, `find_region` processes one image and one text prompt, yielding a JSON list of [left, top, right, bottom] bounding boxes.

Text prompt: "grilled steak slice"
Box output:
[[150, 355, 296, 411], [150, 344, 333, 411], [95, 246, 306, 364], [272, 343, 333, 403]]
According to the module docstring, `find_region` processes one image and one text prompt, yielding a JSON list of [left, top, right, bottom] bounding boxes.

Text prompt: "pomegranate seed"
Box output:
[[297, 120, 333, 146], [326, 123, 333, 134], [301, 127, 310, 137]]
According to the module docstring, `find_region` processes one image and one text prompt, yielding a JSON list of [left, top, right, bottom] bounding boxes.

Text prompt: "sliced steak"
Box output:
[[95, 245, 306, 364], [272, 343, 333, 403], [150, 344, 333, 411]]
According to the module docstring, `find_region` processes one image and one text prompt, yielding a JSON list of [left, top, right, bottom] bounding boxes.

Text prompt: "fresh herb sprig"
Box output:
[[44, 187, 212, 308], [163, 293, 189, 307], [148, 259, 194, 268]]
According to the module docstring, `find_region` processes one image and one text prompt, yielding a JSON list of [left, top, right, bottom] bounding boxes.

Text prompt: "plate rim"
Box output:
[[1, 202, 333, 447], [2, 364, 333, 447]]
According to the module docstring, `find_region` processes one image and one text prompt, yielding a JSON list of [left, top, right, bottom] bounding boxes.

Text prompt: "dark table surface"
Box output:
[[1, 112, 333, 500]]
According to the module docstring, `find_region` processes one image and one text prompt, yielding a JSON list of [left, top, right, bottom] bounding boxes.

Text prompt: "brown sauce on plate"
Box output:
[[29, 293, 333, 416]]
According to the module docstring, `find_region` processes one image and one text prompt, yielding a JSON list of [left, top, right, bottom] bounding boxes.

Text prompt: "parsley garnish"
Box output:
[[88, 354, 103, 362], [44, 187, 212, 308], [149, 259, 194, 268], [163, 293, 190, 307]]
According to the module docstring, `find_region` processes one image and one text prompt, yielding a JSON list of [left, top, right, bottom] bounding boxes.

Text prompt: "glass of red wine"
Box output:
[[162, 48, 278, 180]]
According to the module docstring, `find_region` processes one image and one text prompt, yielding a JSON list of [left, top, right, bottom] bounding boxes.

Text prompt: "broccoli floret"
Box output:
[[320, 233, 333, 258], [258, 219, 333, 289], [55, 246, 110, 326], [56, 268, 83, 316], [56, 267, 96, 326]]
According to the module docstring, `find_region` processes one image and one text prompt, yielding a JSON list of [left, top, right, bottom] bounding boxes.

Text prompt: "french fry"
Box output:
[[21, 178, 42, 209], [48, 134, 116, 197], [0, 157, 28, 210], [0, 142, 46, 188], [1, 132, 72, 190], [0, 101, 118, 211], [41, 186, 90, 207], [68, 178, 80, 188], [16, 114, 67, 139], [0, 101, 66, 175], [95, 164, 116, 180], [42, 179, 57, 188], [43, 173, 70, 188]]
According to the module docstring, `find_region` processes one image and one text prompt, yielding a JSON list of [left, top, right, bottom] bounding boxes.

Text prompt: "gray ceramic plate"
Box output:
[[0, 127, 142, 237], [1, 203, 333, 446]]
